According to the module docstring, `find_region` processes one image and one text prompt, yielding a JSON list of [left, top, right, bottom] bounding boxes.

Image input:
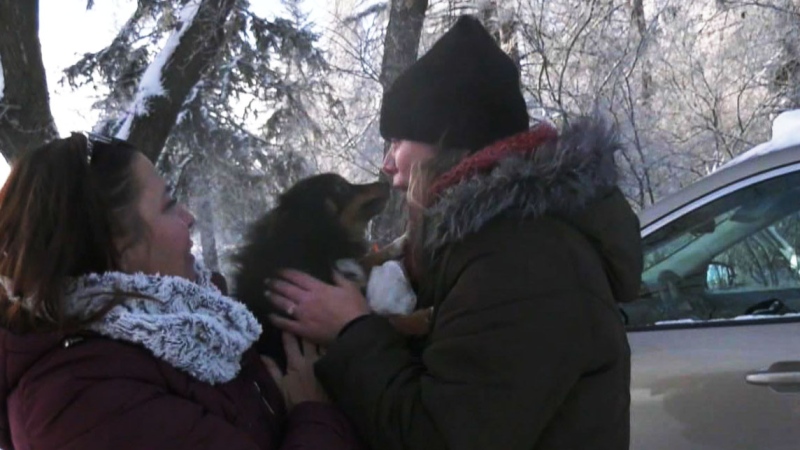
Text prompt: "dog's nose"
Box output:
[[358, 181, 391, 202]]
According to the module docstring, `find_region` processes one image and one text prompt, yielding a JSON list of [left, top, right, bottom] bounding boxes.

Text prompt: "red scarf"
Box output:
[[428, 122, 558, 199], [404, 122, 559, 282]]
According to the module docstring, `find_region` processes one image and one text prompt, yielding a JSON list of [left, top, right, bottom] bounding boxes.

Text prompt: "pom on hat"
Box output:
[[380, 16, 529, 152]]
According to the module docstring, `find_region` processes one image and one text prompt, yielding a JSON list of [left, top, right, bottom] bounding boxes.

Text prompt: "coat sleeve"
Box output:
[[315, 223, 605, 450], [282, 402, 365, 450], [249, 350, 364, 450], [14, 376, 265, 450], [12, 348, 363, 450]]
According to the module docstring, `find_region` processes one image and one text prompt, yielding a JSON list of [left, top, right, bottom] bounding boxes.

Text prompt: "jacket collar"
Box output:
[[423, 117, 623, 250]]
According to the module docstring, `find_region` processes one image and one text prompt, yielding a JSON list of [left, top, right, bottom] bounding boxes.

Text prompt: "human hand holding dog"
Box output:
[[262, 332, 329, 410], [268, 270, 370, 345]]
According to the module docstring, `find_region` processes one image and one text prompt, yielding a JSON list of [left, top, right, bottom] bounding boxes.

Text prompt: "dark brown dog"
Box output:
[[232, 173, 391, 370]]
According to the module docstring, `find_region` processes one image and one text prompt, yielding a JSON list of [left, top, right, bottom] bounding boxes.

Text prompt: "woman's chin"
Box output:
[[393, 179, 409, 191], [186, 255, 198, 282]]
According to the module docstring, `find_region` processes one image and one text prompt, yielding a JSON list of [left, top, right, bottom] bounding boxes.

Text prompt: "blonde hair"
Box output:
[[405, 159, 428, 210], [406, 146, 471, 209]]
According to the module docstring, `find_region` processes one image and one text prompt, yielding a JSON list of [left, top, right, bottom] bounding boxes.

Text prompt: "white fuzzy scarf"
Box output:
[[52, 265, 261, 385]]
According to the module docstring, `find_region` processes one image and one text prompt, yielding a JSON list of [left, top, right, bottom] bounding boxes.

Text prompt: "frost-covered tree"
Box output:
[[481, 0, 794, 208], [312, 0, 430, 243], [158, 1, 329, 272], [6, 0, 800, 268], [3, 0, 331, 274]]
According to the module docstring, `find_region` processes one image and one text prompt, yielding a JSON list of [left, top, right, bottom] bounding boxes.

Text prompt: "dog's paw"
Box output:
[[366, 260, 416, 315]]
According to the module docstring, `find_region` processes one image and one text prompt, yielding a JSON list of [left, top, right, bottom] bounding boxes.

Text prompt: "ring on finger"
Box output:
[[286, 303, 297, 318]]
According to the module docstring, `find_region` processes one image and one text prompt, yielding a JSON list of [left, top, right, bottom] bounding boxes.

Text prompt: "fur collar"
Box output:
[[0, 265, 262, 385], [423, 117, 622, 249]]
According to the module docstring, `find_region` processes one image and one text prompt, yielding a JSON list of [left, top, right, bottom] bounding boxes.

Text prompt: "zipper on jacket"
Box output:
[[62, 336, 85, 348], [253, 381, 276, 416]]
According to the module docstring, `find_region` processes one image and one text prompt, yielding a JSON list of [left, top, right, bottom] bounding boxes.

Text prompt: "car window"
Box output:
[[709, 222, 800, 292], [623, 171, 800, 328]]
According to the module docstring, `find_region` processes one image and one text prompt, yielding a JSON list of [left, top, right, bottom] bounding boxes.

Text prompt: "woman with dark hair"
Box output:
[[267, 16, 643, 450], [0, 134, 361, 450]]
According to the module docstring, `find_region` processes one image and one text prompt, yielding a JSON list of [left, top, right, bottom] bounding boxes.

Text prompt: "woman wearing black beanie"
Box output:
[[269, 15, 642, 450]]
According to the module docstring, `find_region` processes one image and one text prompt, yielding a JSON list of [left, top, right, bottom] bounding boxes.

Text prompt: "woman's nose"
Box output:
[[179, 205, 196, 228], [382, 144, 398, 175]]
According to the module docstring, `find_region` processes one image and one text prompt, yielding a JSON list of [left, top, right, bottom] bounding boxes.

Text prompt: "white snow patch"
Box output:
[[116, 0, 202, 139], [723, 109, 800, 169], [176, 82, 203, 125], [0, 54, 5, 103], [655, 312, 800, 326], [0, 155, 9, 188]]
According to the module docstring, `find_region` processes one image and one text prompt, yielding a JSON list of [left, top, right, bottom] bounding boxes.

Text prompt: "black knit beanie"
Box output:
[[380, 15, 529, 152]]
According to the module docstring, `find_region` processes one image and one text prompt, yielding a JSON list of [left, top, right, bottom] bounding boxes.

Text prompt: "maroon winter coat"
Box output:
[[0, 328, 360, 450]]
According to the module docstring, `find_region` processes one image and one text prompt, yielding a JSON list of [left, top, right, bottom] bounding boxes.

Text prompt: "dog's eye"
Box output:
[[335, 182, 348, 195], [325, 198, 339, 213]]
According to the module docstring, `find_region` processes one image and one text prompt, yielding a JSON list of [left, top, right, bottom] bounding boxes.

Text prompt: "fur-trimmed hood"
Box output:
[[421, 116, 643, 303], [425, 118, 619, 248]]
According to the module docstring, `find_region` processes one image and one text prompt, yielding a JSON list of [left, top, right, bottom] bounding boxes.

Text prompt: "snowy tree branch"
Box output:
[[115, 0, 237, 162]]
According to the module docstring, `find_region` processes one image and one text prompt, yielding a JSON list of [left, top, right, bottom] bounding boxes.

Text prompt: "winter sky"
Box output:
[[0, 0, 328, 184]]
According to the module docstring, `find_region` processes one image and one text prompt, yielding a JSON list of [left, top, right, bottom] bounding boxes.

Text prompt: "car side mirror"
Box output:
[[707, 261, 735, 290]]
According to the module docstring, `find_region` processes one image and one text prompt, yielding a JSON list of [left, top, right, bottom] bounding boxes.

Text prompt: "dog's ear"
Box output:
[[325, 198, 339, 214]]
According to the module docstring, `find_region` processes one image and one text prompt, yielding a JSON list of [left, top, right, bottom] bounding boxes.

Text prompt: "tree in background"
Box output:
[[4, 0, 800, 275], [0, 0, 58, 161], [0, 0, 239, 163], [468, 0, 798, 208], [374, 0, 429, 243], [1, 0, 330, 274], [238, 0, 800, 251]]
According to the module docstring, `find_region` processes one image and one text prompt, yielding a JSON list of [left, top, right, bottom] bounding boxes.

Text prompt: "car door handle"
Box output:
[[746, 361, 800, 393]]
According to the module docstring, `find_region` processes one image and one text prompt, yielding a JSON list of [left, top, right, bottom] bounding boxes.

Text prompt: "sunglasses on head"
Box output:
[[84, 132, 130, 165]]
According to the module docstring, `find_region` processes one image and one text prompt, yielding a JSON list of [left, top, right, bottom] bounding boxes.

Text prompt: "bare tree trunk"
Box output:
[[118, 0, 237, 163], [478, 1, 520, 67], [774, 2, 800, 108], [629, 0, 652, 105], [372, 0, 429, 244], [379, 0, 430, 90], [0, 0, 58, 162]]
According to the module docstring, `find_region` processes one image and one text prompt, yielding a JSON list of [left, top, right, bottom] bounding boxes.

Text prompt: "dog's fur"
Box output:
[[232, 173, 391, 370]]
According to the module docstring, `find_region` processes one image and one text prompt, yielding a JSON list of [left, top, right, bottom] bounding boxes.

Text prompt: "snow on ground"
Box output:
[[655, 311, 800, 326], [722, 109, 800, 168]]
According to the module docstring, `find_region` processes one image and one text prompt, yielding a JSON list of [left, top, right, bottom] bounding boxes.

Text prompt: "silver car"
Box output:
[[623, 112, 800, 450]]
